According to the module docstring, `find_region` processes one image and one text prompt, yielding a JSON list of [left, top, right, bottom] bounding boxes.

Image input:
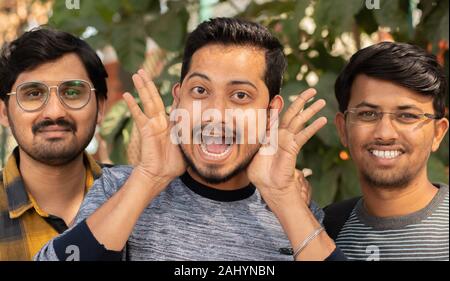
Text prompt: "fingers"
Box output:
[[288, 99, 326, 134], [137, 69, 165, 111], [280, 88, 317, 129], [131, 69, 165, 118], [294, 116, 327, 148], [304, 180, 312, 205], [295, 169, 312, 205], [123, 92, 147, 128]]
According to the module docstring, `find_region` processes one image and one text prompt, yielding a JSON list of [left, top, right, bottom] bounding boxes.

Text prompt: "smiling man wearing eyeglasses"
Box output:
[[0, 27, 108, 260], [323, 42, 449, 261]]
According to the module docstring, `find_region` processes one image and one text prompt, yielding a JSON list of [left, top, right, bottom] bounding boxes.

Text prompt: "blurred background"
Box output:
[[0, 0, 448, 206]]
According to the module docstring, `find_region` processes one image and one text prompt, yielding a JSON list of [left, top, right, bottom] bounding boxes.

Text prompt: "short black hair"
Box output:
[[181, 17, 286, 100], [0, 27, 108, 103], [335, 42, 447, 118]]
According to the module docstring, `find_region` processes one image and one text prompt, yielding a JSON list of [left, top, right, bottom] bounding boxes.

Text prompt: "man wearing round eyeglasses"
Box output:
[[0, 27, 108, 260], [323, 42, 449, 261]]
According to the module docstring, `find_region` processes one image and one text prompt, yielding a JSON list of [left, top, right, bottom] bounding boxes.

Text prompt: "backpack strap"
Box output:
[[323, 196, 361, 241]]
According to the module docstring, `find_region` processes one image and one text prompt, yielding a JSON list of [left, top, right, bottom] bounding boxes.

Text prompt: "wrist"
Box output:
[[134, 165, 175, 187]]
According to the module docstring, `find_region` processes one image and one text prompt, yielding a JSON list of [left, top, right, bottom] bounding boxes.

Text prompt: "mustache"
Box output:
[[32, 118, 77, 134], [363, 140, 408, 151]]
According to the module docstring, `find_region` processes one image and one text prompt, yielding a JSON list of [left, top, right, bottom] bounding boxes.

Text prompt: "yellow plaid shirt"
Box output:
[[0, 148, 104, 260]]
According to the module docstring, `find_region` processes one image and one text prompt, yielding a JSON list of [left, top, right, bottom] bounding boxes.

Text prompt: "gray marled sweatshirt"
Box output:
[[35, 165, 325, 261]]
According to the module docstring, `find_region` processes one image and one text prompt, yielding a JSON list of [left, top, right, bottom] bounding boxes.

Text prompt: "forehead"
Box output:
[[13, 53, 91, 88], [349, 74, 434, 110], [188, 44, 266, 83]]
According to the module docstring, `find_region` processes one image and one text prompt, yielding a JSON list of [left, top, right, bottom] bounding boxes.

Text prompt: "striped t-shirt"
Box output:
[[335, 184, 449, 261]]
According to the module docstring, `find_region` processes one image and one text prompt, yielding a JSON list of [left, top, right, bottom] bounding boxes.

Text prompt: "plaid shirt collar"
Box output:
[[3, 147, 103, 219]]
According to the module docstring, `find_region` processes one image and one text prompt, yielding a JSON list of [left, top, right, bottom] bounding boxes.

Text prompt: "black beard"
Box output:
[[361, 169, 413, 190], [8, 115, 96, 166], [178, 144, 259, 185]]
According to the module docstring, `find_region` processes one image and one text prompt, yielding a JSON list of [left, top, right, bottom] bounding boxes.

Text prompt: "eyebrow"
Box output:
[[354, 102, 423, 111], [187, 72, 258, 91], [187, 72, 210, 82], [229, 80, 258, 91], [354, 102, 378, 108], [396, 105, 421, 111]]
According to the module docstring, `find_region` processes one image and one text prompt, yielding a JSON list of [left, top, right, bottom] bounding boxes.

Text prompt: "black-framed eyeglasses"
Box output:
[[344, 108, 442, 126], [6, 80, 95, 112]]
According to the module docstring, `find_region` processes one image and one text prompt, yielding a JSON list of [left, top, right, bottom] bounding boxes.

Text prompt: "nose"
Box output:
[[203, 95, 227, 123], [372, 113, 399, 141], [40, 87, 68, 120]]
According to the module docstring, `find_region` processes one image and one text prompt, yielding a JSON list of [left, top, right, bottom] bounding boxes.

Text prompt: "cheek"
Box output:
[[406, 130, 433, 154], [345, 128, 370, 157], [8, 111, 34, 135]]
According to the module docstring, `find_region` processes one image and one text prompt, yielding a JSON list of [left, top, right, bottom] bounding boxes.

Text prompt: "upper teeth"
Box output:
[[200, 143, 232, 157], [371, 150, 402, 159], [202, 135, 233, 145]]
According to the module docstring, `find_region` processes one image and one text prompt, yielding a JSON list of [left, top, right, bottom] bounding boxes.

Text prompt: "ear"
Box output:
[[431, 118, 449, 152], [267, 95, 284, 127], [96, 98, 106, 125], [335, 111, 348, 148], [0, 100, 10, 127], [172, 83, 181, 104]]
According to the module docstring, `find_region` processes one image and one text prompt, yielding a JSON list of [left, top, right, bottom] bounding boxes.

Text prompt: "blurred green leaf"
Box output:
[[111, 20, 147, 73], [238, 0, 296, 19], [313, 0, 363, 38], [416, 0, 449, 50], [310, 165, 340, 207], [428, 154, 449, 185], [147, 5, 189, 51], [313, 72, 341, 146], [335, 160, 362, 202], [372, 0, 412, 40]]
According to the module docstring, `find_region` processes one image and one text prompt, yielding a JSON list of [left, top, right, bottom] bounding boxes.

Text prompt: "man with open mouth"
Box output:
[[35, 18, 344, 261], [324, 42, 449, 261]]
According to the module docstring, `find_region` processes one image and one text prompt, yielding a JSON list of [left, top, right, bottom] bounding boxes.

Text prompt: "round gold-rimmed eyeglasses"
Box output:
[[6, 79, 95, 112]]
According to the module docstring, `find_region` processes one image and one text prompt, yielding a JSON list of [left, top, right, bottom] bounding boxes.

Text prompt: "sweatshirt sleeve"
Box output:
[[34, 165, 133, 261]]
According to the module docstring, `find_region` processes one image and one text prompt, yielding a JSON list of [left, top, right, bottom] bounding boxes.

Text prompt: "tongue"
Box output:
[[206, 144, 229, 154]]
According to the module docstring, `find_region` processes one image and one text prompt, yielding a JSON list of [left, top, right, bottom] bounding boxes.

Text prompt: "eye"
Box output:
[[24, 89, 44, 100], [62, 88, 81, 99], [191, 86, 207, 97], [397, 112, 421, 123], [398, 112, 420, 119], [231, 91, 251, 103], [357, 110, 378, 120]]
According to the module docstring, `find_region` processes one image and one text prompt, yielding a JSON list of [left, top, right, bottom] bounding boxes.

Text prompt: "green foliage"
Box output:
[[47, 0, 449, 207]]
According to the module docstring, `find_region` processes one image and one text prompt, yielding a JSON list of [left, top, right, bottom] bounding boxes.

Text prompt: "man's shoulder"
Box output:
[[100, 165, 134, 179], [323, 196, 362, 240], [88, 165, 134, 194], [434, 182, 449, 192], [323, 197, 362, 214]]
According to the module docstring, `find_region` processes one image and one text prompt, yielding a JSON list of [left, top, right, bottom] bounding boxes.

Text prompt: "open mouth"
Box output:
[[368, 149, 404, 160], [198, 134, 234, 160]]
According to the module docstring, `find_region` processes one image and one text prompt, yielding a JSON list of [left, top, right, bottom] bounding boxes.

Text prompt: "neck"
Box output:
[[18, 149, 87, 225], [187, 168, 250, 190], [360, 168, 438, 218]]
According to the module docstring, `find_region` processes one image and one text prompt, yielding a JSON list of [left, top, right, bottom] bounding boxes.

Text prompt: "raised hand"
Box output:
[[247, 89, 326, 213], [123, 69, 186, 185]]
